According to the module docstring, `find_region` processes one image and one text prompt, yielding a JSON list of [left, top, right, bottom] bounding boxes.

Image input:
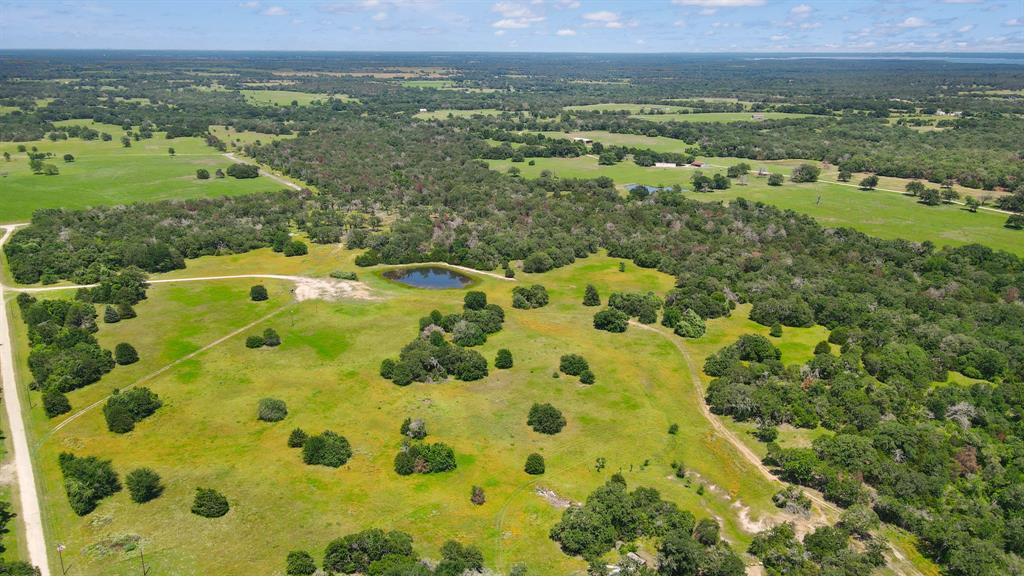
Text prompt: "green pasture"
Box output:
[[486, 156, 1024, 257], [208, 125, 296, 147], [414, 109, 503, 120], [632, 112, 816, 123], [239, 90, 341, 106], [535, 131, 693, 153], [564, 103, 686, 114], [13, 248, 829, 575], [0, 120, 287, 223]]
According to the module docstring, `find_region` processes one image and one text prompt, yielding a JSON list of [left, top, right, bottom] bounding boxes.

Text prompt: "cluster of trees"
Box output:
[[103, 387, 162, 433], [298, 431, 352, 468], [748, 520, 886, 576], [58, 452, 121, 516], [608, 291, 662, 324], [512, 284, 549, 309], [549, 475, 744, 575], [394, 441, 457, 475], [246, 328, 281, 348], [18, 294, 114, 417], [689, 171, 731, 192], [558, 353, 594, 385], [290, 528, 482, 576]]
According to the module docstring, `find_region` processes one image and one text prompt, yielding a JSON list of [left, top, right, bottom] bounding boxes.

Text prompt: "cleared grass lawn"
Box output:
[[15, 250, 817, 575], [633, 112, 816, 123], [487, 156, 1024, 257], [239, 90, 337, 106], [208, 125, 296, 147], [414, 109, 503, 120], [0, 121, 287, 223], [535, 131, 693, 153], [564, 103, 686, 113]]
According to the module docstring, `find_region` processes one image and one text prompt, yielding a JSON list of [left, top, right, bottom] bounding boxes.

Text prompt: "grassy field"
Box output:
[[414, 109, 503, 120], [633, 112, 816, 123], [0, 120, 288, 223], [11, 245, 840, 575], [564, 103, 686, 113], [239, 90, 335, 106], [487, 156, 1024, 257], [535, 131, 693, 153], [208, 125, 296, 147]]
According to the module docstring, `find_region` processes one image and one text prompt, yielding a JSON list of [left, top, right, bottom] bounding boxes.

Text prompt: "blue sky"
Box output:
[[1, 0, 1022, 52]]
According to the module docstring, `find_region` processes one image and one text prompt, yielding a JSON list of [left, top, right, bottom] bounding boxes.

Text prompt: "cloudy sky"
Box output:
[[1, 0, 1022, 53]]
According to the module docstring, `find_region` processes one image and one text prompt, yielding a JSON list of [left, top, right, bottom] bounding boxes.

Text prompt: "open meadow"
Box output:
[[0, 121, 286, 223], [10, 247, 846, 575]]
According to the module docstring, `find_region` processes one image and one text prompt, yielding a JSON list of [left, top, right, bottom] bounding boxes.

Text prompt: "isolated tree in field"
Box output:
[[560, 354, 589, 376], [528, 403, 566, 435], [471, 485, 486, 505], [43, 390, 71, 418], [790, 163, 821, 183], [103, 305, 120, 324], [767, 173, 784, 186], [859, 175, 878, 190], [288, 428, 308, 448], [191, 488, 229, 518], [401, 418, 428, 439], [920, 188, 941, 206], [523, 251, 555, 273], [495, 348, 513, 369], [906, 180, 926, 196], [286, 551, 317, 576], [126, 468, 163, 503], [770, 323, 783, 337], [941, 188, 960, 203], [464, 291, 487, 310], [114, 342, 138, 365], [42, 164, 59, 176], [262, 328, 281, 347], [302, 431, 352, 467], [258, 398, 287, 422], [525, 453, 545, 475], [250, 284, 268, 301], [593, 308, 629, 333], [2, 152, 9, 161], [168, 147, 175, 157], [214, 168, 225, 178], [62, 153, 74, 162], [837, 169, 852, 182], [579, 369, 595, 385], [226, 163, 259, 179], [196, 168, 210, 179], [58, 452, 121, 516], [121, 135, 131, 148], [965, 196, 980, 212]]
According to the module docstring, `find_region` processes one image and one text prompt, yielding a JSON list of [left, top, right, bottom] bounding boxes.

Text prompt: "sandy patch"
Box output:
[[535, 486, 575, 509], [0, 462, 15, 485], [291, 277, 375, 302]]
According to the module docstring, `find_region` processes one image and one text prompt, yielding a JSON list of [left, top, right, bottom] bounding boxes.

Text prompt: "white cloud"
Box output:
[[239, 1, 260, 8], [372, 11, 388, 21], [672, 0, 765, 6], [493, 18, 530, 28], [799, 22, 821, 30], [1006, 18, 1024, 26], [262, 5, 287, 16], [606, 21, 624, 29], [556, 28, 577, 36], [555, 0, 581, 8], [583, 11, 619, 22], [495, 29, 506, 35], [491, 1, 545, 29], [898, 16, 929, 28], [699, 8, 717, 16], [770, 34, 788, 41], [790, 4, 811, 17], [957, 24, 975, 33]]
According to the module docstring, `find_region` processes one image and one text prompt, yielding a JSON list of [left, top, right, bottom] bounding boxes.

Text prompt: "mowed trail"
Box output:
[[0, 224, 51, 576]]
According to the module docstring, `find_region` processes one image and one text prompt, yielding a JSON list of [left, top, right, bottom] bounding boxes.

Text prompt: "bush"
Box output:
[[400, 418, 428, 440], [767, 173, 784, 186], [114, 342, 138, 365], [673, 308, 706, 338], [196, 168, 210, 180], [471, 485, 486, 505], [669, 423, 679, 435], [103, 387, 162, 433], [464, 291, 487, 310], [226, 163, 259, 179], [59, 452, 121, 516], [579, 369, 595, 385], [451, 320, 486, 347], [283, 240, 308, 257], [525, 453, 545, 475], [495, 348, 513, 369], [246, 335, 265, 348], [263, 328, 281, 347], [1007, 214, 1024, 230], [43, 390, 71, 418], [523, 251, 555, 273], [288, 428, 308, 448], [250, 285, 268, 301], [329, 270, 358, 280], [790, 163, 821, 183], [528, 403, 566, 434], [116, 303, 136, 319], [593, 308, 629, 333], [583, 284, 601, 306], [191, 488, 229, 518], [559, 354, 589, 376], [323, 529, 416, 574], [512, 284, 549, 309], [379, 358, 396, 379], [770, 323, 782, 337], [394, 442, 457, 475], [302, 431, 352, 468], [126, 468, 163, 503], [103, 305, 120, 324], [258, 398, 288, 422], [286, 550, 317, 575]]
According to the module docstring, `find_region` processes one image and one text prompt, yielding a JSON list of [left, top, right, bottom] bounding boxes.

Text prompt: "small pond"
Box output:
[[383, 266, 473, 289]]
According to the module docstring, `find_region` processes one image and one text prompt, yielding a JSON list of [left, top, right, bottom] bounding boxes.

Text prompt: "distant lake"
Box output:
[[383, 266, 473, 289]]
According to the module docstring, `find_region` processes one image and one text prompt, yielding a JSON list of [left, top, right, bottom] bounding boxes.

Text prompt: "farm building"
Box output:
[[571, 137, 593, 144], [691, 161, 705, 168], [654, 162, 679, 168]]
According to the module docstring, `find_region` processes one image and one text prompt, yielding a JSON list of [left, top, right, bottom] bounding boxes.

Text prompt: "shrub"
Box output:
[[464, 291, 487, 310], [669, 423, 679, 435], [525, 453, 545, 475], [579, 369, 595, 385], [693, 517, 720, 545], [523, 251, 555, 273], [103, 387, 162, 433], [258, 398, 288, 422], [559, 354, 589, 376], [400, 418, 428, 440], [790, 163, 821, 183], [191, 488, 229, 518], [262, 328, 281, 347], [302, 431, 352, 468], [512, 284, 548, 309], [283, 240, 308, 257], [583, 284, 601, 306], [767, 173, 784, 186], [813, 341, 831, 355], [593, 308, 629, 332], [495, 348, 513, 369], [196, 168, 210, 180], [43, 390, 71, 418], [245, 335, 265, 348], [323, 529, 415, 574], [379, 358, 396, 379], [471, 485, 486, 505], [673, 308, 706, 338], [59, 452, 121, 516], [250, 285, 268, 301], [116, 303, 137, 319], [329, 270, 358, 280], [103, 305, 120, 324], [114, 342, 138, 365], [770, 323, 782, 337], [226, 163, 259, 179], [288, 428, 308, 448], [528, 403, 566, 434], [126, 468, 163, 503], [1007, 214, 1024, 230], [451, 320, 486, 347], [394, 442, 457, 475], [286, 550, 317, 575]]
